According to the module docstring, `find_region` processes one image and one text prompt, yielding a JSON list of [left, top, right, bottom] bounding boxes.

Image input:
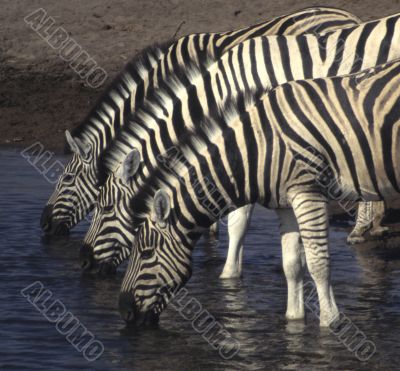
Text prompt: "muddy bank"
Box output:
[[1, 0, 399, 152]]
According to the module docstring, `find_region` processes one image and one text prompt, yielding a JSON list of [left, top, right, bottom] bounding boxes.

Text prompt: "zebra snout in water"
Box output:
[[118, 291, 160, 327], [40, 204, 70, 236], [79, 245, 117, 275], [40, 204, 53, 232], [40, 205, 69, 236], [79, 244, 95, 271], [119, 291, 137, 323]]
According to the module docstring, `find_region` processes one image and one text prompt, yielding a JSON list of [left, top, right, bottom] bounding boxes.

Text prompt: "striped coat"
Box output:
[[118, 59, 400, 327], [42, 7, 359, 236], [87, 12, 400, 273]]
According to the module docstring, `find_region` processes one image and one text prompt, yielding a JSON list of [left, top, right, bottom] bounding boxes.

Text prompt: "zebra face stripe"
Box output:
[[119, 219, 192, 324], [81, 174, 135, 271], [41, 153, 99, 235]]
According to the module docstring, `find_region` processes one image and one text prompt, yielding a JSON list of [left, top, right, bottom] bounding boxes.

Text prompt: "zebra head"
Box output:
[[41, 131, 98, 235], [79, 149, 141, 273], [119, 189, 194, 326]]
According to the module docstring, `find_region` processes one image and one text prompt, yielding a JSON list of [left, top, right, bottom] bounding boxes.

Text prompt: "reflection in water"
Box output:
[[1, 148, 400, 370]]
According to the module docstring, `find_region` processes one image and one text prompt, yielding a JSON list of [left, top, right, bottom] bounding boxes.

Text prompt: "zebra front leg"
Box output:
[[276, 209, 306, 321], [291, 194, 339, 327], [219, 204, 255, 279]]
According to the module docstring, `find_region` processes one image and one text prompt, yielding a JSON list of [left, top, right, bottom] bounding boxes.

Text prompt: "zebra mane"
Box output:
[[175, 88, 267, 171], [130, 87, 267, 224], [65, 39, 174, 153], [99, 54, 214, 178]]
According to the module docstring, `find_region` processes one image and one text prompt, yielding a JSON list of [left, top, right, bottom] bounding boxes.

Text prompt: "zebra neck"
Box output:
[[170, 113, 276, 232], [104, 11, 400, 179], [72, 43, 169, 158], [108, 41, 275, 183]]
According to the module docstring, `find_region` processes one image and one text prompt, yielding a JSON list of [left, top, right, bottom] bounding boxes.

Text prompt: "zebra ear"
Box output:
[[153, 189, 171, 227], [119, 149, 141, 182], [65, 130, 80, 155], [75, 138, 91, 160], [65, 130, 91, 160]]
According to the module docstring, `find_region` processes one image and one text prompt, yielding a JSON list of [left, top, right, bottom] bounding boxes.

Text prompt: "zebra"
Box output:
[[117, 58, 400, 327], [41, 9, 361, 278], [41, 6, 358, 237], [83, 11, 400, 282], [40, 42, 171, 236]]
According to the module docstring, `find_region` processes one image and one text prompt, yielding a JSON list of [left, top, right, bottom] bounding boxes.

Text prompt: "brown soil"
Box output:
[[1, 0, 399, 152]]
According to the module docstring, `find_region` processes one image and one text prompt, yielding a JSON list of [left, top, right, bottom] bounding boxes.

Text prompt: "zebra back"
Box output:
[[156, 59, 400, 222], [43, 7, 362, 236]]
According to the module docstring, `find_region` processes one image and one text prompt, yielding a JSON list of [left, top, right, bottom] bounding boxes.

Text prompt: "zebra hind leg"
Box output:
[[208, 222, 219, 241], [276, 208, 306, 321], [369, 201, 389, 237], [347, 202, 373, 245], [291, 193, 339, 327], [219, 204, 254, 279]]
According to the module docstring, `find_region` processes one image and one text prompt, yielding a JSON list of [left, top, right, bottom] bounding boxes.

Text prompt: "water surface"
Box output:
[[1, 148, 400, 370]]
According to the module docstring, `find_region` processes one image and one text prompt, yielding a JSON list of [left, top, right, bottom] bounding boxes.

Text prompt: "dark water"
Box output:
[[1, 148, 400, 370]]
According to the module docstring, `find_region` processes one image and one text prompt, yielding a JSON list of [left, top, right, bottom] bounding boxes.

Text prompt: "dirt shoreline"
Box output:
[[1, 1, 399, 153]]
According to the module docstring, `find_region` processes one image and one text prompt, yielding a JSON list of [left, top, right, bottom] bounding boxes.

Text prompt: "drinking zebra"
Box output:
[[118, 58, 400, 327], [83, 12, 400, 282], [41, 7, 358, 237]]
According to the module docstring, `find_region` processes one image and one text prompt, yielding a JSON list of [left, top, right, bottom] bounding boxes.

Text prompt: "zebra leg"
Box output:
[[219, 204, 255, 279], [369, 201, 389, 237], [276, 208, 306, 320], [208, 222, 219, 240], [347, 202, 373, 244], [291, 194, 339, 327]]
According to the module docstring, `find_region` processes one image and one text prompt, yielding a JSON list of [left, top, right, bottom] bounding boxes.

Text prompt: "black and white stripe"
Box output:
[[86, 12, 400, 274], [41, 43, 169, 234], [42, 7, 360, 236], [118, 59, 400, 326]]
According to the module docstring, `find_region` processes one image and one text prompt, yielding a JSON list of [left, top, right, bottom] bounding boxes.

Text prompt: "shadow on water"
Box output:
[[1, 148, 400, 370]]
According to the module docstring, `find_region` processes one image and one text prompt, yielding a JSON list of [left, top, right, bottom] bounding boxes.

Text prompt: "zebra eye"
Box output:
[[103, 205, 114, 214], [63, 173, 75, 184], [141, 248, 155, 259]]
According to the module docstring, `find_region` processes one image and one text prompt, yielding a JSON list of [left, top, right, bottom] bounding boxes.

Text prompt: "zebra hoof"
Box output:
[[370, 226, 389, 237], [346, 235, 366, 245], [219, 268, 242, 279]]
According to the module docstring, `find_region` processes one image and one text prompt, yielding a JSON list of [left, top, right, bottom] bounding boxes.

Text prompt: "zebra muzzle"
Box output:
[[40, 204, 70, 236], [119, 292, 159, 327], [40, 204, 53, 232], [119, 291, 137, 324], [79, 243, 95, 272]]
